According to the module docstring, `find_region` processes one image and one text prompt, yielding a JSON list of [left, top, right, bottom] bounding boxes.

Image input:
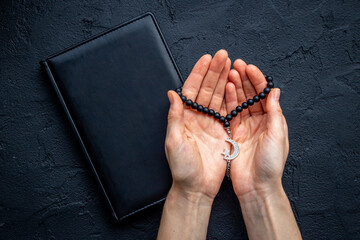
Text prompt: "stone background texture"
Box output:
[[1, 0, 359, 239]]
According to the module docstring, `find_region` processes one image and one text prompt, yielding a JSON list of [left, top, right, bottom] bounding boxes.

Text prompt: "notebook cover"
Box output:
[[40, 13, 183, 221]]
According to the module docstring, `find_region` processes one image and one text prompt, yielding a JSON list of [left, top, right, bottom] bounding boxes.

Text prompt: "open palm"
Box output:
[[160, 54, 301, 240], [224, 60, 289, 199], [165, 50, 231, 199]]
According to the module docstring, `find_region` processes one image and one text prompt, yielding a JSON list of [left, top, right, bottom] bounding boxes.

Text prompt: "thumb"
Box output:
[[266, 88, 284, 132], [166, 90, 185, 137]]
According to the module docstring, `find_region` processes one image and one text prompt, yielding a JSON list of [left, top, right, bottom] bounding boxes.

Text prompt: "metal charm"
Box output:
[[222, 127, 239, 179]]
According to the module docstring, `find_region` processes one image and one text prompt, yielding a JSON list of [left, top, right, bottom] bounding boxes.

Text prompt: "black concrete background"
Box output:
[[1, 0, 360, 239]]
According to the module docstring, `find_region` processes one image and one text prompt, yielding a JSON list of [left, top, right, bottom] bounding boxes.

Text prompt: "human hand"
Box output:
[[158, 50, 231, 240], [224, 59, 289, 201], [224, 59, 301, 240], [159, 54, 301, 240], [165, 49, 231, 202]]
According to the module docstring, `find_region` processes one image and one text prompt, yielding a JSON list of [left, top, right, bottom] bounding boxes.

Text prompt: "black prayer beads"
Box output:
[[175, 75, 274, 128]]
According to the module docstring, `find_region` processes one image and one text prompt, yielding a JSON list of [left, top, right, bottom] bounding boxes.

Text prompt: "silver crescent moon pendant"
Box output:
[[221, 139, 240, 161], [222, 127, 239, 179], [224, 139, 239, 160], [221, 137, 239, 179]]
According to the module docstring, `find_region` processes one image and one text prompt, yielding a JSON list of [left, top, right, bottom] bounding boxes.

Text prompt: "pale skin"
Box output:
[[157, 50, 302, 240]]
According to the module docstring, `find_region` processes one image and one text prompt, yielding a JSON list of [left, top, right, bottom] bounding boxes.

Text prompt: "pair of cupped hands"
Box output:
[[165, 49, 289, 205]]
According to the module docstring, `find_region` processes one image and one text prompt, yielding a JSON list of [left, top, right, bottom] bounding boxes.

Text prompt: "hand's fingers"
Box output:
[[219, 99, 227, 116], [283, 115, 289, 154], [283, 115, 288, 138], [195, 49, 228, 107], [225, 82, 240, 127], [208, 57, 231, 112], [245, 64, 268, 111], [182, 54, 212, 101], [266, 88, 284, 137], [233, 59, 263, 115], [166, 90, 185, 143], [228, 68, 250, 120]]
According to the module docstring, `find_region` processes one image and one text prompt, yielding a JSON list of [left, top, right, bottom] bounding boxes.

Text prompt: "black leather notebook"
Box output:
[[41, 13, 183, 221]]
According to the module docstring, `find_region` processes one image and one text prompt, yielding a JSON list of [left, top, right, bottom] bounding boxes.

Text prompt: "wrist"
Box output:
[[158, 185, 213, 240], [237, 181, 285, 205], [237, 183, 302, 240], [168, 184, 214, 208]]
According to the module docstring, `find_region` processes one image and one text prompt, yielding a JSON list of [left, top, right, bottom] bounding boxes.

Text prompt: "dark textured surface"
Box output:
[[1, 0, 359, 239]]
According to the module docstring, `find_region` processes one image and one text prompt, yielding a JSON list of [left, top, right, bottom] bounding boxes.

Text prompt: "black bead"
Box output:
[[247, 99, 254, 106], [224, 121, 230, 128], [180, 86, 183, 91], [177, 91, 182, 96], [214, 112, 220, 119], [191, 102, 198, 109], [242, 102, 248, 109], [175, 88, 181, 93], [259, 92, 266, 99], [197, 105, 204, 112], [181, 95, 186, 102], [267, 81, 274, 88], [253, 95, 260, 102], [226, 114, 232, 121], [236, 105, 242, 112], [266, 76, 273, 82], [264, 74, 267, 79], [185, 99, 193, 106], [264, 87, 271, 94], [219, 116, 225, 123], [231, 110, 238, 117], [208, 109, 215, 116], [203, 107, 209, 114]]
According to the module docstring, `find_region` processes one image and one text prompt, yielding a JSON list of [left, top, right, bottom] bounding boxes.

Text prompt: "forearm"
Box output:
[[238, 185, 302, 240], [157, 185, 213, 240]]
